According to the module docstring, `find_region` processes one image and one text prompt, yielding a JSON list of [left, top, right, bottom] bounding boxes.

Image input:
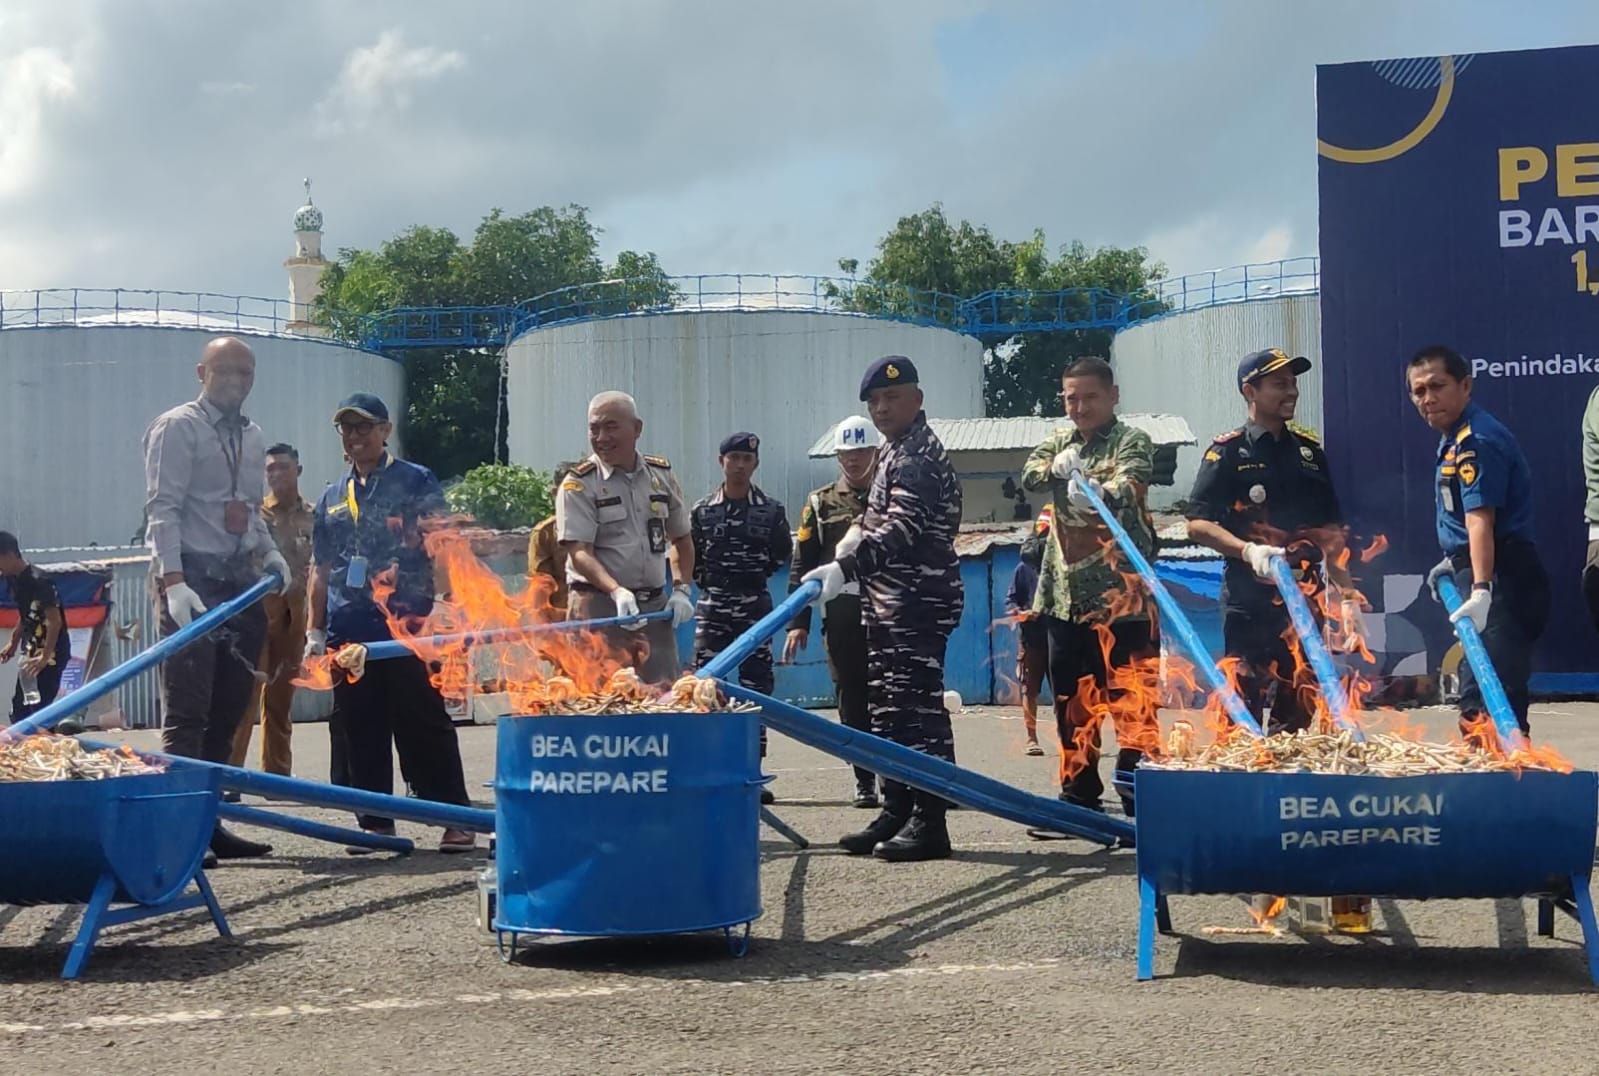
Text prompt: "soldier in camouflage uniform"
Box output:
[[1022, 356, 1158, 818], [804, 356, 964, 862], [691, 432, 792, 802], [783, 415, 880, 808]]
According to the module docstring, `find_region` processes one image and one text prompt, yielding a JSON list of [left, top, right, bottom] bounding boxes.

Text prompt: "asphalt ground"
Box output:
[[3, 702, 1598, 1074]]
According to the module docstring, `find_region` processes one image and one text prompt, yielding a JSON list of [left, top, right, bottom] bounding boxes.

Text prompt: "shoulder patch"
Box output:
[[1211, 428, 1243, 444], [559, 478, 585, 493], [643, 454, 671, 469], [1288, 422, 1320, 445], [570, 459, 597, 476]]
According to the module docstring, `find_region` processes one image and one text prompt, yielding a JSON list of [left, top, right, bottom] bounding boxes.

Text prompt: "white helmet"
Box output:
[[833, 415, 879, 452]]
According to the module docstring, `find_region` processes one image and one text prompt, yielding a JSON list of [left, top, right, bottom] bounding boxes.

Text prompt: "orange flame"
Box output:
[[291, 523, 667, 710]]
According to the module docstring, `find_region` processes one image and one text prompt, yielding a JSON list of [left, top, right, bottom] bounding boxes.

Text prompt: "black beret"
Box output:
[[858, 355, 919, 401], [719, 432, 760, 456]]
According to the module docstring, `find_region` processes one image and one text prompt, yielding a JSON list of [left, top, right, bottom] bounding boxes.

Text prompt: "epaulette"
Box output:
[[1454, 425, 1473, 443], [1287, 422, 1320, 445], [643, 454, 671, 469], [1211, 427, 1243, 444], [570, 458, 597, 477]]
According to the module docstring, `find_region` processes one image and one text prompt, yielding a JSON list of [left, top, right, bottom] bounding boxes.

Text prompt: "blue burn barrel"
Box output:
[[1134, 768, 1599, 981], [493, 711, 763, 940], [0, 766, 221, 906]]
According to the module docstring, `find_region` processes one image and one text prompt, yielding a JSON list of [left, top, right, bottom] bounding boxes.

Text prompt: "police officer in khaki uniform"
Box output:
[[783, 415, 880, 807], [556, 391, 696, 683]]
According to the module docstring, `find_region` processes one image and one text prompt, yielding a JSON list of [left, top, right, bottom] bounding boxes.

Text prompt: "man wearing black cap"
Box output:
[[305, 392, 475, 853], [1186, 349, 1356, 734], [691, 433, 792, 801], [804, 356, 964, 861]]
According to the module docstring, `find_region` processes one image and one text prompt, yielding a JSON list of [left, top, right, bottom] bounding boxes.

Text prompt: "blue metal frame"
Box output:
[[353, 258, 1321, 354]]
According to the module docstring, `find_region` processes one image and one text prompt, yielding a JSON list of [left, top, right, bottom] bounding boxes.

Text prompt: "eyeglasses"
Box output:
[[337, 421, 377, 437]]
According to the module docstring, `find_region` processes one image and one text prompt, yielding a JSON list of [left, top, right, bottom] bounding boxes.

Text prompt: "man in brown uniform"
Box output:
[[528, 461, 579, 614], [556, 392, 695, 682], [230, 443, 313, 777]]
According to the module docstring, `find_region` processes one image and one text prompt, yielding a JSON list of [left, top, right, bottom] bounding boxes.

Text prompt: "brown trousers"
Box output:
[[568, 587, 680, 685], [229, 598, 306, 775]]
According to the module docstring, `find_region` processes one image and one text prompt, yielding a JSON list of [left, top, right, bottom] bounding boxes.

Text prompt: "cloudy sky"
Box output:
[[3, 1, 1598, 304]]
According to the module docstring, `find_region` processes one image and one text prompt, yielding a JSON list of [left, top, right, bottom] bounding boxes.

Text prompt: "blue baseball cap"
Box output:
[[859, 355, 919, 401], [1237, 348, 1311, 392], [332, 392, 389, 424]]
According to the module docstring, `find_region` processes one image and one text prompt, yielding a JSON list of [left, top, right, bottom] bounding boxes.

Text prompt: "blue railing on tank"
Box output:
[[1, 258, 1321, 356], [0, 288, 310, 337]]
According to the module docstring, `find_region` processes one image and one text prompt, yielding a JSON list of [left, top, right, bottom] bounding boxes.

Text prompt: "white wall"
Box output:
[[0, 326, 404, 548], [1111, 295, 1323, 504], [507, 310, 985, 515]]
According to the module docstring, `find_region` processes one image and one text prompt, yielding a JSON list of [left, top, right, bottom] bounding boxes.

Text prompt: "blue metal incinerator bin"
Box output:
[[493, 710, 764, 955], [0, 766, 231, 979], [1134, 768, 1599, 984]]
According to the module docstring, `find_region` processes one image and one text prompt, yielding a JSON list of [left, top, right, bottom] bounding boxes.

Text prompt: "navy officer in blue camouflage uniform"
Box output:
[[305, 392, 475, 854], [805, 356, 964, 862], [691, 432, 792, 803], [1408, 345, 1549, 740]]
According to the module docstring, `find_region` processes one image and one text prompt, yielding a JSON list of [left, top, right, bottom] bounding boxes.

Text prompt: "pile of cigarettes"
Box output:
[[510, 668, 760, 716], [0, 736, 166, 783], [1147, 722, 1565, 776]]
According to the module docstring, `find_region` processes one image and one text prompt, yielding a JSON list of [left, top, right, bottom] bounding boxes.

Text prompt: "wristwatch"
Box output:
[[1472, 581, 1493, 593]]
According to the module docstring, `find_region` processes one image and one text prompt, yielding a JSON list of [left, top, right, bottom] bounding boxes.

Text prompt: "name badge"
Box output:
[[647, 518, 667, 555], [1441, 484, 1456, 514], [223, 500, 251, 535], [347, 555, 369, 589]]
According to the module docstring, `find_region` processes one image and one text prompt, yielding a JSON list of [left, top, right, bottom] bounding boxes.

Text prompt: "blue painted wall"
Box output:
[[680, 550, 1229, 709]]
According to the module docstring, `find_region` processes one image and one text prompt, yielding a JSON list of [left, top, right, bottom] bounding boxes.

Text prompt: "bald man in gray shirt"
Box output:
[[143, 336, 289, 860]]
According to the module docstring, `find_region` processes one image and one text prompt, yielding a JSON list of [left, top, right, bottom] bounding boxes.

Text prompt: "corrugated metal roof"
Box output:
[[807, 414, 1196, 457]]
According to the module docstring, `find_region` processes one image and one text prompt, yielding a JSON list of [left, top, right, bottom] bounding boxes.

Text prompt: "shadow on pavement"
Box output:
[[499, 847, 1131, 981], [1166, 936, 1596, 995]]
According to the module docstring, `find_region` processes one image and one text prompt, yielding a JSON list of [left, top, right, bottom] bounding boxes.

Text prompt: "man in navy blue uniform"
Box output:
[[804, 356, 964, 862], [306, 393, 475, 853], [1409, 346, 1550, 740]]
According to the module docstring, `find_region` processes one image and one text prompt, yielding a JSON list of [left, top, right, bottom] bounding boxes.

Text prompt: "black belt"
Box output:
[[571, 581, 665, 602], [702, 573, 766, 593]]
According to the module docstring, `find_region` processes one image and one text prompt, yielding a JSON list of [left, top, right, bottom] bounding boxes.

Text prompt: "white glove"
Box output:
[[834, 524, 863, 559], [303, 629, 327, 662], [1425, 557, 1454, 602], [1067, 474, 1103, 511], [262, 550, 292, 595], [802, 562, 846, 605], [609, 586, 645, 630], [1241, 542, 1285, 582], [164, 581, 208, 627], [1049, 447, 1082, 481], [1449, 585, 1492, 632], [667, 586, 695, 627]]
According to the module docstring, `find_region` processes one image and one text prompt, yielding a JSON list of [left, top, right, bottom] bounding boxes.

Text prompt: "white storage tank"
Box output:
[[506, 308, 985, 514], [0, 322, 405, 548], [1111, 293, 1323, 502]]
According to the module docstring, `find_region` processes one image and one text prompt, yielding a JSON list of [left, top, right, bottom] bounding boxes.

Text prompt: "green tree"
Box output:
[[314, 205, 674, 479], [445, 463, 554, 531], [837, 205, 1166, 416]]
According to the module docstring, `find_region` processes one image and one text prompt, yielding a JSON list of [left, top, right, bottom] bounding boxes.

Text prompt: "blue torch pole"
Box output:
[[1266, 557, 1363, 739], [1436, 575, 1528, 752]]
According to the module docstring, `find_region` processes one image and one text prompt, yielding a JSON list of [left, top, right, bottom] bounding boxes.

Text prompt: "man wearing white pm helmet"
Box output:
[[782, 415, 881, 808]]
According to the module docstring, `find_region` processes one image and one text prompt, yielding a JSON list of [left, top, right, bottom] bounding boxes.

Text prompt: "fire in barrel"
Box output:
[[0, 736, 229, 979], [297, 528, 768, 954]]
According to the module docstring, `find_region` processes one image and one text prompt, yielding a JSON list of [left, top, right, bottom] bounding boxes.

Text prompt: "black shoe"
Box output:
[[1058, 792, 1105, 813], [221, 790, 242, 804], [852, 789, 880, 809], [760, 788, 775, 805], [210, 825, 272, 860], [839, 809, 909, 855], [201, 851, 218, 870], [873, 815, 952, 862]]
